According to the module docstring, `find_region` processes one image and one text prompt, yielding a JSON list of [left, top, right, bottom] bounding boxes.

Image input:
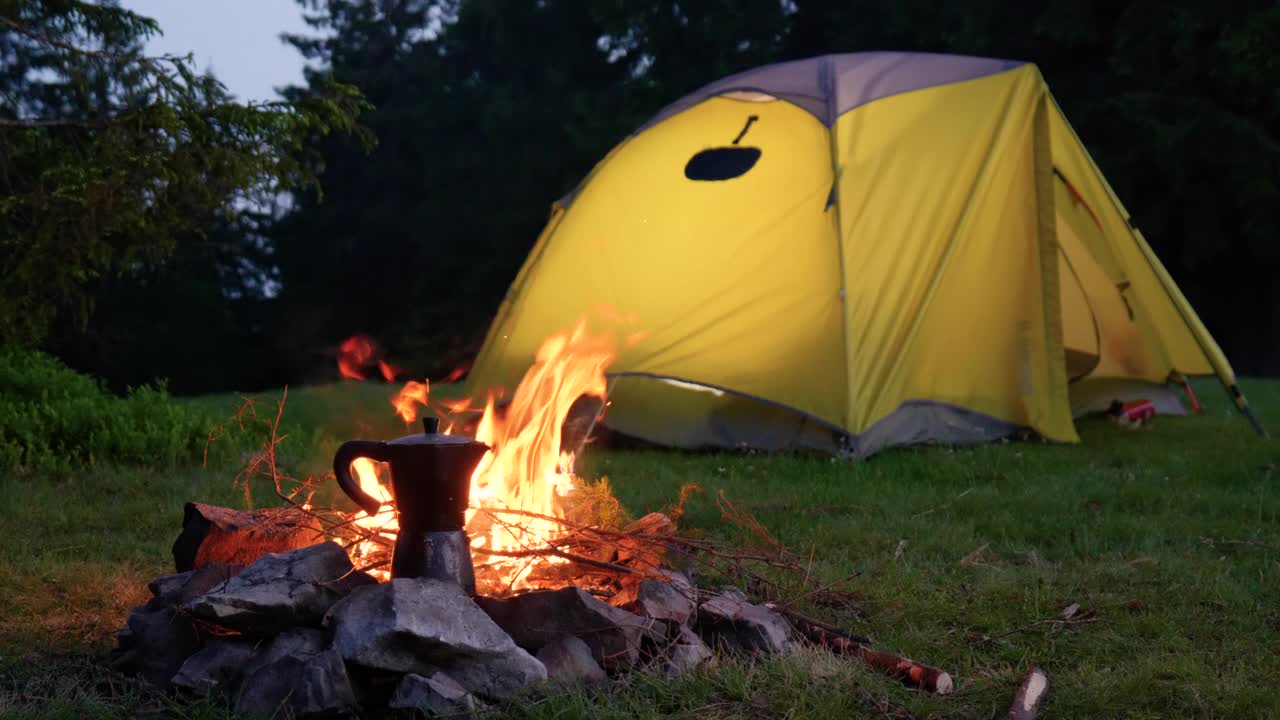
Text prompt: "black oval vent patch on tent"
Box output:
[[684, 147, 761, 181]]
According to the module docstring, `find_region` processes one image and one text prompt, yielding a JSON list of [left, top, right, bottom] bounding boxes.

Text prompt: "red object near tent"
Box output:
[[1109, 399, 1156, 423]]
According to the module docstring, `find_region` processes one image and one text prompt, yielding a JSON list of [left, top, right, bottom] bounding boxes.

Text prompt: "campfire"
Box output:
[[340, 317, 620, 595], [113, 317, 953, 718]]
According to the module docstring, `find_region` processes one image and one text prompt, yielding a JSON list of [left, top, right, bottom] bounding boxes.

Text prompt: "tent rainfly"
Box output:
[[465, 52, 1264, 457]]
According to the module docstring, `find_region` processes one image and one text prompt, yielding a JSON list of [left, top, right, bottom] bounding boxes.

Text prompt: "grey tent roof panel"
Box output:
[[557, 52, 1025, 209], [641, 51, 1025, 131]]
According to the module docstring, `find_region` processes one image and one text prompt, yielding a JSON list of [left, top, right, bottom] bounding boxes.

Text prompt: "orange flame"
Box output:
[[338, 335, 402, 382], [338, 336, 376, 380], [465, 318, 616, 589], [348, 457, 399, 581], [441, 362, 470, 383], [378, 359, 402, 382], [336, 315, 623, 592], [392, 380, 430, 423], [442, 397, 475, 414]]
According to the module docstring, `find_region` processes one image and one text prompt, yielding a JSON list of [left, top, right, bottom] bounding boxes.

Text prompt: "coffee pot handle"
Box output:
[[333, 440, 391, 516]]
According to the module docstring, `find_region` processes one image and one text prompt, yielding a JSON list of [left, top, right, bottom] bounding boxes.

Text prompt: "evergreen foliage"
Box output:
[[0, 0, 370, 347]]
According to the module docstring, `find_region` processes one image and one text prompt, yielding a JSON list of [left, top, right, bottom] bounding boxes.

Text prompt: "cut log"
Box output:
[[1007, 666, 1050, 719], [767, 603, 953, 694], [172, 502, 326, 572]]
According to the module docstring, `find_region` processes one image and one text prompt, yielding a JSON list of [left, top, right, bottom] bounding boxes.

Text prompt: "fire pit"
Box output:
[[110, 319, 952, 717]]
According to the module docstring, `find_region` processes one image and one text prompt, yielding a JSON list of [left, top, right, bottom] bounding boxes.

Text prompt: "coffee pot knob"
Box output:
[[423, 416, 439, 434]]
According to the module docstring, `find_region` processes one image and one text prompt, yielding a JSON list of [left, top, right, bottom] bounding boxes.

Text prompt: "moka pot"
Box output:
[[333, 417, 489, 595]]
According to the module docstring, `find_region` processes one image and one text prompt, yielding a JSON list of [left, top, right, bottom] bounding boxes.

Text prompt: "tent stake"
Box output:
[[1226, 383, 1268, 438]]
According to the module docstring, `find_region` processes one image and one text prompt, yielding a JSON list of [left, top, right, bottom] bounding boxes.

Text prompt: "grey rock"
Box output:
[[390, 672, 477, 716], [148, 571, 194, 603], [184, 542, 372, 632], [141, 563, 243, 613], [242, 627, 327, 677], [171, 638, 257, 695], [696, 595, 795, 655], [669, 569, 694, 588], [632, 579, 695, 626], [446, 652, 548, 702], [662, 625, 713, 677], [712, 586, 750, 603], [236, 648, 356, 719], [109, 606, 202, 688], [476, 587, 651, 670], [327, 578, 546, 700], [175, 563, 245, 605], [535, 635, 607, 686]]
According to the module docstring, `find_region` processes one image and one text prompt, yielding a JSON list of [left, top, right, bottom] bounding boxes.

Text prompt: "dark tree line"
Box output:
[[16, 0, 1279, 393], [1, 0, 367, 392]]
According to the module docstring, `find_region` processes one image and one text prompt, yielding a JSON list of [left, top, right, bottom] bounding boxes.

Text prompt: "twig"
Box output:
[[717, 490, 784, 555], [913, 487, 974, 518], [473, 546, 644, 576], [1199, 537, 1280, 553], [990, 611, 1098, 641], [781, 570, 863, 607], [764, 602, 873, 645], [203, 392, 262, 466], [959, 543, 990, 566]]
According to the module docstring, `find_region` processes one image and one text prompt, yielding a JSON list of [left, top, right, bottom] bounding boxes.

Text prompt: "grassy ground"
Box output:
[[2, 378, 1277, 719]]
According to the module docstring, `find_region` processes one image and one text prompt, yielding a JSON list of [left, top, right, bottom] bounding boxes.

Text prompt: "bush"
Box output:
[[0, 348, 220, 472]]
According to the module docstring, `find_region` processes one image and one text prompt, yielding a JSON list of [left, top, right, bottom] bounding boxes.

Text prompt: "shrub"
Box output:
[[0, 348, 220, 473]]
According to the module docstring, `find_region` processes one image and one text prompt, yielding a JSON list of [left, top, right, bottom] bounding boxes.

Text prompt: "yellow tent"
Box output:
[[465, 52, 1263, 456]]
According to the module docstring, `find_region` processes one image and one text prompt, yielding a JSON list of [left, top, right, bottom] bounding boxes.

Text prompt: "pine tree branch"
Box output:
[[0, 116, 113, 128], [0, 16, 181, 68]]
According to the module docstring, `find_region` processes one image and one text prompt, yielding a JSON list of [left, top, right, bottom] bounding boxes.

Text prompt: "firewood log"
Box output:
[[172, 502, 326, 572], [766, 603, 954, 694], [1007, 666, 1050, 719]]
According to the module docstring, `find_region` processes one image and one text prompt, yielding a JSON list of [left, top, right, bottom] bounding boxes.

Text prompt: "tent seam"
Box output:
[[1031, 80, 1075, 441], [822, 56, 855, 438]]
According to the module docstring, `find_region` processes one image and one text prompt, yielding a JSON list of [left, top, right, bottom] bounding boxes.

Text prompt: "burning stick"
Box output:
[[1007, 666, 1050, 719], [473, 544, 643, 576], [766, 603, 954, 694]]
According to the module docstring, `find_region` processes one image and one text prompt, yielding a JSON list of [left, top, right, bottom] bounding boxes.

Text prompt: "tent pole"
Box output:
[[1226, 382, 1268, 438], [1046, 93, 1264, 440]]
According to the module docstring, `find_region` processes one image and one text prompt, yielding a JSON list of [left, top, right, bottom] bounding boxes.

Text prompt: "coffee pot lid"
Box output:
[[386, 416, 488, 447]]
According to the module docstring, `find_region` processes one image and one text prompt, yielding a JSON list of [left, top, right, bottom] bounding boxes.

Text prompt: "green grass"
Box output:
[[2, 378, 1277, 718]]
